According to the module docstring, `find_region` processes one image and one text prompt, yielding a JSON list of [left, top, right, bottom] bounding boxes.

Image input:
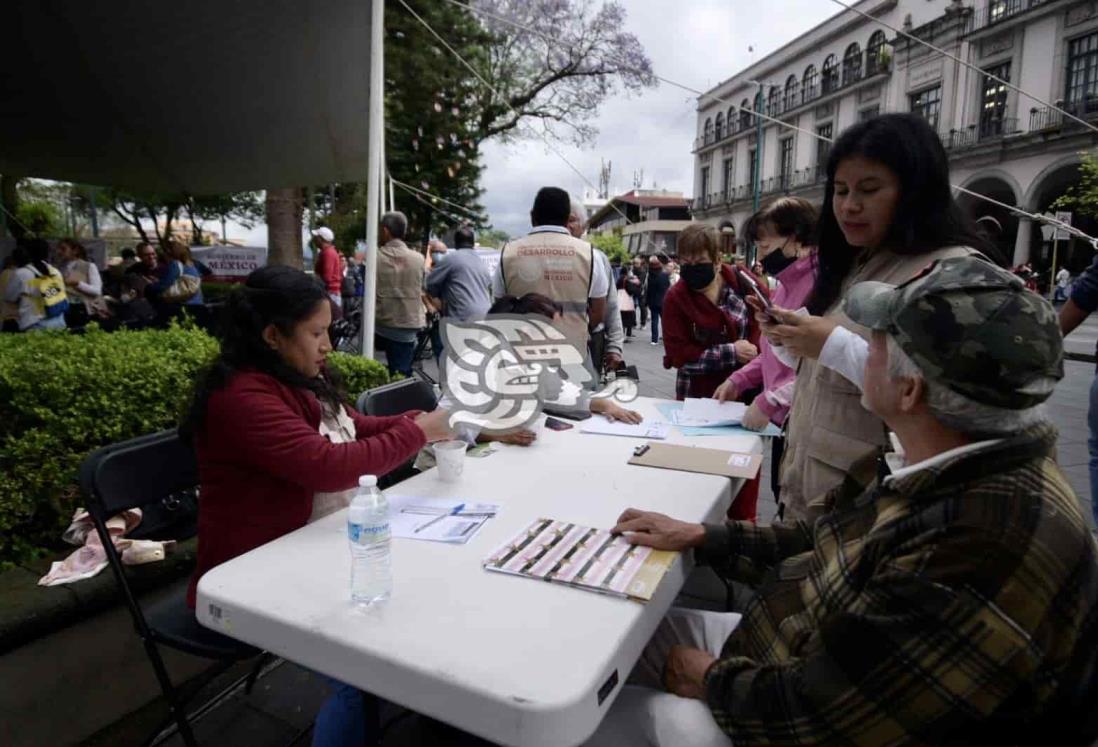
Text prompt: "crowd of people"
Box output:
[[175, 111, 1098, 747], [1, 237, 208, 333]]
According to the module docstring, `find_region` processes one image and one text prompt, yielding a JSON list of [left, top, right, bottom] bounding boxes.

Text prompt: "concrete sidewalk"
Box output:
[[121, 327, 1095, 747]]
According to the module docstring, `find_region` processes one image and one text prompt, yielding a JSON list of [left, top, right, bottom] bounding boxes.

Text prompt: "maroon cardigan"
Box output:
[[186, 370, 426, 607], [661, 264, 766, 399]]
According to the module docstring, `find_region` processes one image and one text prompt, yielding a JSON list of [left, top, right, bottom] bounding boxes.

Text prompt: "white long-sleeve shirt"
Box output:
[[818, 325, 869, 390]]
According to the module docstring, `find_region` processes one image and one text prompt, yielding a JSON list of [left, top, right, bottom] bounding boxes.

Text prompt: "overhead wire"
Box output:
[[439, 0, 1094, 247], [390, 178, 487, 221]]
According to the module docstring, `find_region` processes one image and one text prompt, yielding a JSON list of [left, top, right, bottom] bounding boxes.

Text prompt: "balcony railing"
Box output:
[[938, 118, 1020, 150], [970, 0, 1050, 33], [1029, 98, 1098, 131], [694, 63, 889, 151], [692, 167, 827, 211]]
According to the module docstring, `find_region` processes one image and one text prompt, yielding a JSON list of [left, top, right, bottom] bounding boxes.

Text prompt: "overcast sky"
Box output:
[[229, 0, 839, 246]]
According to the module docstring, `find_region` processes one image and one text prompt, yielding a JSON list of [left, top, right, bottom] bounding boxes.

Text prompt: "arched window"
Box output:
[[714, 111, 724, 140], [703, 117, 714, 144], [727, 106, 736, 134], [866, 31, 887, 76], [802, 64, 819, 103], [768, 85, 781, 115], [822, 54, 839, 93], [784, 75, 799, 110], [739, 98, 752, 128], [843, 43, 863, 86]]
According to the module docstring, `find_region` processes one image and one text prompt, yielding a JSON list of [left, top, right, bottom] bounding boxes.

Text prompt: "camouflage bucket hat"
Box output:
[[844, 255, 1064, 409]]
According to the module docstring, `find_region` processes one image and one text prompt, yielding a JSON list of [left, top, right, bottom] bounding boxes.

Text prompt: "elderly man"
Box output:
[[588, 256, 1098, 746], [567, 194, 624, 376], [375, 211, 425, 377], [493, 187, 609, 360]]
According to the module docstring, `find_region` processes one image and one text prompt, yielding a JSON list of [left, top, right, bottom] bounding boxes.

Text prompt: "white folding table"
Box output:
[[196, 396, 762, 746]]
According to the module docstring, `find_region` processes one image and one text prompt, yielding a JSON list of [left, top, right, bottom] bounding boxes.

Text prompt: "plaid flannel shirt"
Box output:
[[697, 423, 1098, 745], [675, 283, 751, 400]]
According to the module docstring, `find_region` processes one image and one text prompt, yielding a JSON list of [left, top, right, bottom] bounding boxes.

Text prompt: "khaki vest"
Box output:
[[780, 245, 977, 521], [500, 230, 594, 349], [376, 239, 426, 329]]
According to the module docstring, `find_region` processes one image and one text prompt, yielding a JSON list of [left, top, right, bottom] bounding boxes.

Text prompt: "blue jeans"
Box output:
[[375, 335, 416, 378], [1089, 373, 1098, 527], [649, 306, 661, 343], [26, 315, 67, 332], [312, 678, 369, 747]]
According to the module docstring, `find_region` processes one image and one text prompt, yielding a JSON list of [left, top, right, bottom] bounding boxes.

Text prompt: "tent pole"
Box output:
[[361, 0, 384, 360]]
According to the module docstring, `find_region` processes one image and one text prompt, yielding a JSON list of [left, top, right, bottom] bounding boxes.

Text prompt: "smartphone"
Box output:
[[737, 270, 776, 320], [544, 416, 574, 431]]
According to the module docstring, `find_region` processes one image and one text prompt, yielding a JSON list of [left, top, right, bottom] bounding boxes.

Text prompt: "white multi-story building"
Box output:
[[691, 0, 1098, 271]]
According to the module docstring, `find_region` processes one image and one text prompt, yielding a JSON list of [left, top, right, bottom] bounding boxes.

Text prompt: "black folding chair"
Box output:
[[356, 379, 439, 489], [356, 378, 438, 418], [80, 430, 264, 747]]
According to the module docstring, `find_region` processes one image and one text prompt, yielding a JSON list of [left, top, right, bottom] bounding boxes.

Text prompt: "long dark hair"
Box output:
[[808, 113, 996, 314], [22, 238, 52, 275], [182, 265, 344, 440]]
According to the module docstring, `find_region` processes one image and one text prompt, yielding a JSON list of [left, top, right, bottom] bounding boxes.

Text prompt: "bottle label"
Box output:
[[348, 522, 390, 543]]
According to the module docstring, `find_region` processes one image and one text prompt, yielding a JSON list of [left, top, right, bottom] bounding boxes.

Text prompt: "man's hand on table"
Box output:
[[591, 398, 643, 424], [611, 509, 705, 551], [663, 645, 716, 700], [740, 400, 769, 431]]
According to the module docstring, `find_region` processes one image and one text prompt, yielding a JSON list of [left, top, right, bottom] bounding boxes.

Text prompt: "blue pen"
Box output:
[[414, 503, 465, 533]]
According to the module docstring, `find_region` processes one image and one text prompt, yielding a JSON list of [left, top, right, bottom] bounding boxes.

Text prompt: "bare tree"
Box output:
[[472, 0, 656, 145]]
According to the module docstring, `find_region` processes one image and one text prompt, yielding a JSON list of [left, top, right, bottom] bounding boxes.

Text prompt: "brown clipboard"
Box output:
[[627, 441, 762, 479]]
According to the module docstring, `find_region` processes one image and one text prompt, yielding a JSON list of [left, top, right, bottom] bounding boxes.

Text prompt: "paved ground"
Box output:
[[122, 321, 1095, 746]]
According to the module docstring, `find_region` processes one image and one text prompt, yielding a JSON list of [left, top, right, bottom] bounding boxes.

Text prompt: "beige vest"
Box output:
[[500, 230, 594, 348], [780, 245, 977, 521], [376, 239, 426, 329]]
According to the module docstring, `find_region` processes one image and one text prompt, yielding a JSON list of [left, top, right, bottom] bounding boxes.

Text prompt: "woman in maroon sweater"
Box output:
[[661, 223, 765, 520], [182, 265, 450, 746]]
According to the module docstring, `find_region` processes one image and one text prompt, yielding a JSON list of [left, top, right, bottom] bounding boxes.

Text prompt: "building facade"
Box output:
[[586, 190, 692, 256], [691, 0, 1098, 272]]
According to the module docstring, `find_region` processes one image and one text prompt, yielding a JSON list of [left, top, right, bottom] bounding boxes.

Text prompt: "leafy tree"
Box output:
[[590, 231, 627, 264], [1052, 151, 1098, 221], [13, 180, 69, 237], [476, 227, 511, 248]]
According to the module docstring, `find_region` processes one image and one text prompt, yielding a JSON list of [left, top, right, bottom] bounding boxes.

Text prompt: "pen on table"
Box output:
[[414, 503, 465, 533]]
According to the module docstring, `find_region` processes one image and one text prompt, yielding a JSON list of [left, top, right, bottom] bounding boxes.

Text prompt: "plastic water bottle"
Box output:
[[348, 475, 391, 606]]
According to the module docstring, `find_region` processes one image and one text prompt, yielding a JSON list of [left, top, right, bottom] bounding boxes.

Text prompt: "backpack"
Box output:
[[29, 265, 70, 319]]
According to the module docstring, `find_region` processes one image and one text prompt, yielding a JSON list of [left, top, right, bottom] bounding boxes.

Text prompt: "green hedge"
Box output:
[[0, 326, 390, 567]]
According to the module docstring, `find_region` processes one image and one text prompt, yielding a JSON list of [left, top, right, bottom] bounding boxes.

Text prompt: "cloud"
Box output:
[[479, 0, 838, 237]]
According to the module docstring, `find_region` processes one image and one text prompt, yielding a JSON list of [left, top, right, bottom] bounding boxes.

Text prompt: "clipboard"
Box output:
[[627, 441, 762, 479]]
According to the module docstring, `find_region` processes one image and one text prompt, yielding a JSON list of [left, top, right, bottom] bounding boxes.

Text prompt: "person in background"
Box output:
[[312, 227, 343, 318], [1055, 265, 1072, 304], [104, 247, 137, 298], [148, 239, 204, 316], [757, 113, 992, 523], [660, 223, 761, 519], [714, 198, 819, 509], [1061, 252, 1098, 535], [494, 187, 609, 359], [666, 260, 681, 286], [568, 194, 624, 376], [426, 238, 448, 272], [57, 238, 110, 325], [617, 274, 636, 341], [0, 248, 27, 332], [3, 238, 68, 331], [183, 265, 452, 747], [375, 211, 426, 377], [425, 226, 490, 324], [590, 257, 1095, 747], [645, 255, 670, 345], [631, 255, 649, 329]]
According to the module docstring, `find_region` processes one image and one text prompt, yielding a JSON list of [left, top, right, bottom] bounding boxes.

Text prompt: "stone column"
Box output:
[[1013, 216, 1032, 266]]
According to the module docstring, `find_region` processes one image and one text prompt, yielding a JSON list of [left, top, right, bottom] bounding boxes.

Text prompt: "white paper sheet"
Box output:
[[578, 418, 670, 439], [386, 495, 500, 544], [680, 398, 747, 426]]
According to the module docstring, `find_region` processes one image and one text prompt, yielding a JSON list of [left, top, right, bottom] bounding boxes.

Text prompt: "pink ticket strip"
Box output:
[[484, 518, 658, 599]]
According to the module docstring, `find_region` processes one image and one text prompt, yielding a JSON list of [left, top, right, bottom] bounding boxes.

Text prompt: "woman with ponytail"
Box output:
[[183, 266, 451, 746]]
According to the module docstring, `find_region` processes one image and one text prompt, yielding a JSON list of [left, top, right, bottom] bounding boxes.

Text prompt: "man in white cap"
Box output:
[[311, 226, 343, 314]]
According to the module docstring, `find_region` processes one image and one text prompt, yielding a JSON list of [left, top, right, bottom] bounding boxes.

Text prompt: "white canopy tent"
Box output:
[[0, 0, 385, 355]]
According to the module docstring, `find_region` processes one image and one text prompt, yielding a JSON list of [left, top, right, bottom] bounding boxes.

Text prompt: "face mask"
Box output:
[[431, 252, 445, 265], [761, 248, 796, 276], [680, 263, 716, 291]]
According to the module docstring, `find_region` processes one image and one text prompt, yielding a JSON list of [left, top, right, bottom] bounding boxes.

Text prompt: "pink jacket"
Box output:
[[728, 253, 817, 426]]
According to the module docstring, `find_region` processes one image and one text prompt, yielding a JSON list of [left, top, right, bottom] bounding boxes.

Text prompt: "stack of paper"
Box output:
[[655, 401, 783, 438], [579, 417, 669, 440], [680, 398, 748, 426], [483, 518, 675, 602], [387, 495, 500, 544]]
